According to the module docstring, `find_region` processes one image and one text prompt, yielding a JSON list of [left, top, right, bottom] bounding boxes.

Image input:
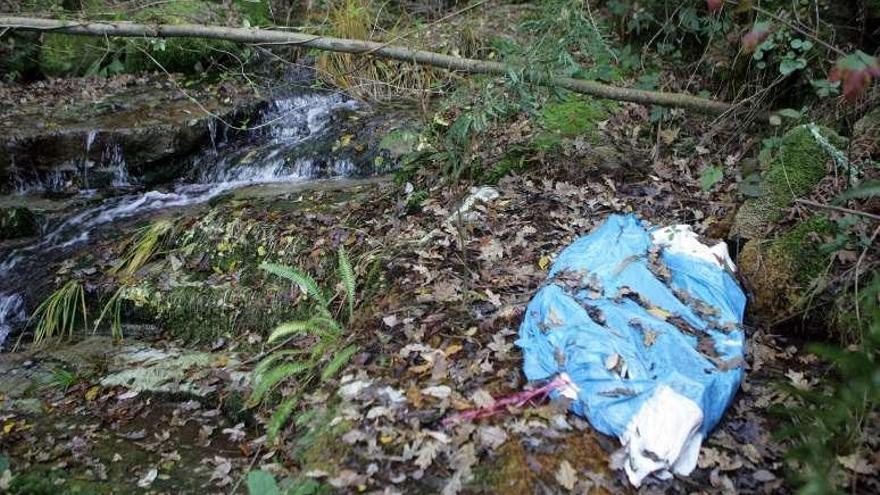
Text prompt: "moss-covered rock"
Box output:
[[0, 207, 40, 240], [739, 215, 834, 322], [733, 125, 846, 239]]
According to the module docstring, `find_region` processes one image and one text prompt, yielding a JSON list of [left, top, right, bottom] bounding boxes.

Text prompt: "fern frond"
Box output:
[[253, 350, 303, 377], [321, 344, 358, 381], [250, 361, 312, 406], [337, 246, 356, 321], [267, 396, 298, 441], [260, 262, 328, 307], [268, 316, 342, 343]]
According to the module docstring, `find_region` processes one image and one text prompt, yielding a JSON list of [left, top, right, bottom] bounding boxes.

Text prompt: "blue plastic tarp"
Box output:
[[517, 214, 746, 485]]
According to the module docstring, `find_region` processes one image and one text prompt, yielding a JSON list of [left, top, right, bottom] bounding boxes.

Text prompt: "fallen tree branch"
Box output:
[[0, 15, 736, 115], [795, 198, 880, 222]]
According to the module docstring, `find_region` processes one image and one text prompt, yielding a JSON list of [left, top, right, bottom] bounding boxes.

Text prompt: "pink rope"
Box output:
[[442, 375, 571, 426]]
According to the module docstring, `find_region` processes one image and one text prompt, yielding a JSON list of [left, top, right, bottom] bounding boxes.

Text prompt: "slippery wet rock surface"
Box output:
[[0, 74, 262, 193]]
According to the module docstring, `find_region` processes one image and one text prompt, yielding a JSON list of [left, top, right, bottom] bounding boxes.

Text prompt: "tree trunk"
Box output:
[[0, 15, 737, 115]]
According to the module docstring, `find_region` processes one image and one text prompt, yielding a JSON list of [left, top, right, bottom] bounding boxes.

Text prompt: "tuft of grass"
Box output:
[[30, 280, 87, 346], [110, 219, 173, 278], [316, 0, 440, 101], [93, 287, 124, 341]]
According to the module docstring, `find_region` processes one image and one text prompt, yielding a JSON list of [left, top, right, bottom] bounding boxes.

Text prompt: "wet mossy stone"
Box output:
[[733, 125, 846, 239], [739, 215, 834, 322], [0, 207, 40, 240]]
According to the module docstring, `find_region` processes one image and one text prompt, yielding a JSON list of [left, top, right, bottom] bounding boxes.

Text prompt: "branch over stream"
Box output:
[[0, 15, 737, 115]]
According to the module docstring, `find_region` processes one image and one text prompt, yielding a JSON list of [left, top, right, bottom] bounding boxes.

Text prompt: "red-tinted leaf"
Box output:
[[829, 51, 880, 101], [707, 0, 724, 13], [742, 22, 771, 53]]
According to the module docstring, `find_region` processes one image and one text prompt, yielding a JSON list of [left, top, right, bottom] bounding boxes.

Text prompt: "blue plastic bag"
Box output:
[[517, 214, 746, 485]]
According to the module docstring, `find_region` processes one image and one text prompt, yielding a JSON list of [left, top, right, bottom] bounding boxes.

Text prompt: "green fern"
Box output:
[[249, 361, 313, 406], [337, 246, 356, 321], [260, 262, 328, 307], [251, 250, 363, 443], [268, 316, 342, 344], [267, 396, 298, 441], [321, 344, 358, 381]]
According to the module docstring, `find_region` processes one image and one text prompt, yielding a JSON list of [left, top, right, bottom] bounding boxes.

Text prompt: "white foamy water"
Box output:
[[0, 293, 24, 350]]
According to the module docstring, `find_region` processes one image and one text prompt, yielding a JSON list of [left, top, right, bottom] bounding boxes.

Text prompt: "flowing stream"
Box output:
[[0, 91, 366, 348]]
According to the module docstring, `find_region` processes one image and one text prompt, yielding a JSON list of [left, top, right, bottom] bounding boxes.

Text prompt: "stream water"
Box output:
[[0, 90, 367, 348]]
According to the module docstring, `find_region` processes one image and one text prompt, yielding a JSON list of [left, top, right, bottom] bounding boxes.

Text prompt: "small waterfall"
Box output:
[[0, 90, 368, 348], [0, 293, 25, 349], [104, 143, 131, 187], [81, 130, 98, 189], [207, 119, 218, 152]]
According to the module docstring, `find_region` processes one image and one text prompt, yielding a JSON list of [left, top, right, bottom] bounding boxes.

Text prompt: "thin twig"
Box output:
[[795, 198, 880, 222]]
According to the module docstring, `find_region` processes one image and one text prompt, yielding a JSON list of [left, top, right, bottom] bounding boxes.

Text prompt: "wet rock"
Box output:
[[0, 336, 249, 415], [0, 76, 263, 194]]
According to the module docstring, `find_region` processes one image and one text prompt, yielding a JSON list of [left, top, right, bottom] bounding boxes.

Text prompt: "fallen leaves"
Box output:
[[555, 460, 578, 491]]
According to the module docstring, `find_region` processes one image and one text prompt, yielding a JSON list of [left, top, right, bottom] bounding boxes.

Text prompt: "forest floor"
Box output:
[[0, 146, 838, 493], [2, 2, 879, 494]]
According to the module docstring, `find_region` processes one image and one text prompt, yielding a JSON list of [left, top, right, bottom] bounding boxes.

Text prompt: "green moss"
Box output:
[[762, 126, 845, 208], [734, 126, 846, 239], [536, 95, 616, 140], [483, 150, 529, 184], [154, 284, 301, 343], [739, 215, 835, 323], [770, 215, 834, 283]]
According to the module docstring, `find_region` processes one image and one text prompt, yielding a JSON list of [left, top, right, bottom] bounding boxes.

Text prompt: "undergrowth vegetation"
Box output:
[[249, 247, 360, 441], [29, 279, 87, 346], [778, 275, 880, 493]]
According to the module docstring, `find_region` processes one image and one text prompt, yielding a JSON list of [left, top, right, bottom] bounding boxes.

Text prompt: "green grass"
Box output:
[[30, 280, 87, 346]]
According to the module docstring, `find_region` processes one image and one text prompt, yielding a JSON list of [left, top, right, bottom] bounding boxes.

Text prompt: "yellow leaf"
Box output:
[[647, 307, 671, 320], [538, 256, 551, 270], [3, 421, 14, 434], [85, 385, 100, 401], [380, 435, 393, 444], [445, 344, 463, 357]]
